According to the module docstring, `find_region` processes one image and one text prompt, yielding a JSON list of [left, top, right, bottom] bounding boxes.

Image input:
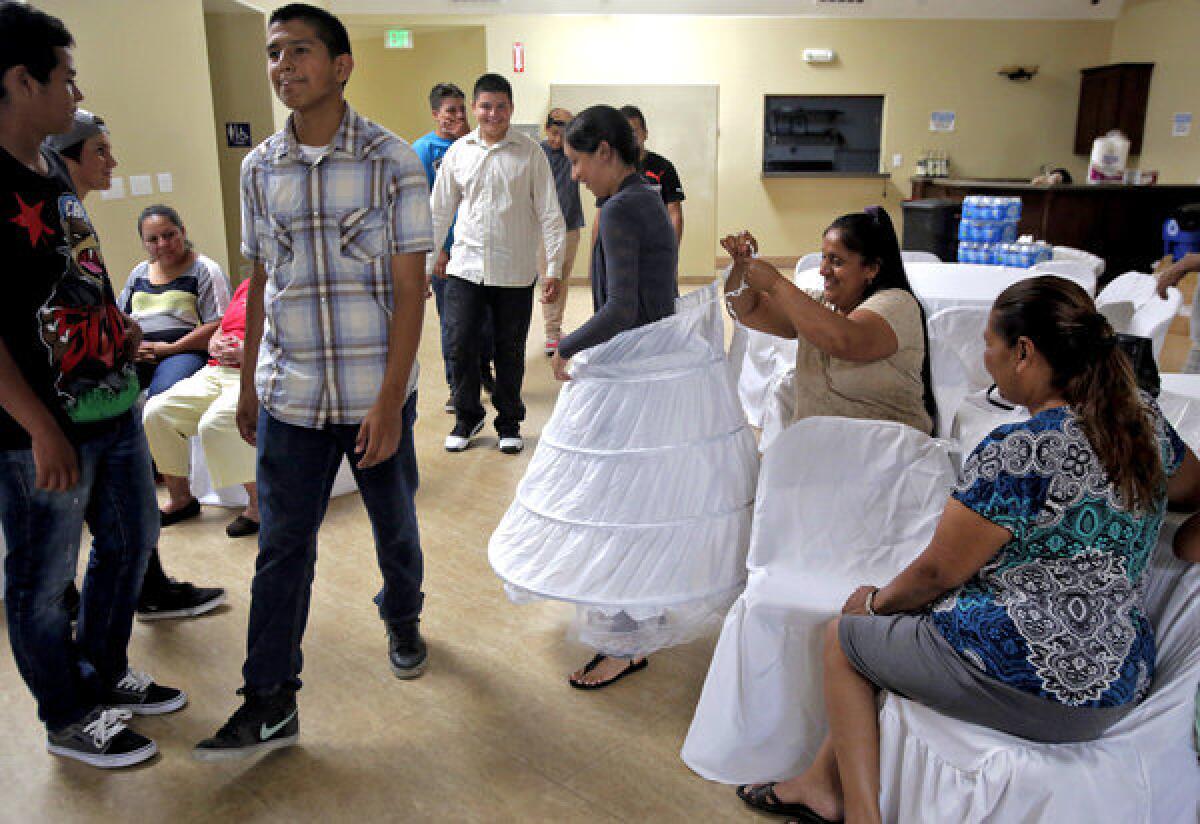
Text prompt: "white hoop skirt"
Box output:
[[488, 282, 758, 657]]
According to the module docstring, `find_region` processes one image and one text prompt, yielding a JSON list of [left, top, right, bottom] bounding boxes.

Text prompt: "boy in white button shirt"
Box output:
[[431, 73, 565, 455]]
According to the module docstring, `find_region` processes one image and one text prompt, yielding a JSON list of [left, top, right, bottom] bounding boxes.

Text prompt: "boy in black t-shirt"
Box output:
[[619, 104, 685, 245], [0, 2, 184, 769]]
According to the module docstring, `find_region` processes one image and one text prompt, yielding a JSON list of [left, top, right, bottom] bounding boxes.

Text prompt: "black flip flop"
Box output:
[[160, 497, 201, 526], [225, 514, 260, 538], [567, 654, 648, 690], [735, 783, 840, 822]]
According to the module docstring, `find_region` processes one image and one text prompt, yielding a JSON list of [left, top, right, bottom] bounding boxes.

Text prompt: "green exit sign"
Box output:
[[385, 29, 413, 49]]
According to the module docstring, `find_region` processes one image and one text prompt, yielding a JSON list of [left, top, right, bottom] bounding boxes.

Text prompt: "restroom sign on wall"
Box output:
[[513, 42, 525, 73]]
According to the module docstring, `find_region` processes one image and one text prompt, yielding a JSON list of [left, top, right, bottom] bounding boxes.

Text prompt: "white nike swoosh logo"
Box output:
[[260, 710, 297, 740]]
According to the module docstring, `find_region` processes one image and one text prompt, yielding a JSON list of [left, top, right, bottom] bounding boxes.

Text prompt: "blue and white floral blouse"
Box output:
[[933, 399, 1185, 708]]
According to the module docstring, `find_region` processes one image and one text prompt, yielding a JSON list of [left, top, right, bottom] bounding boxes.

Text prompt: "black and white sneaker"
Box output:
[[444, 418, 485, 452], [137, 579, 225, 622], [47, 707, 157, 769], [498, 434, 524, 455], [386, 621, 428, 679], [193, 692, 299, 762], [107, 669, 187, 715]]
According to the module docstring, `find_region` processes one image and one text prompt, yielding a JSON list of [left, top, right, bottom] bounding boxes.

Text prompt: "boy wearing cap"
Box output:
[[47, 110, 226, 623], [0, 2, 184, 769], [539, 108, 584, 356]]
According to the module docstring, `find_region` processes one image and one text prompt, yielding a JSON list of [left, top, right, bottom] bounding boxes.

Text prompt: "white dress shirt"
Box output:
[[430, 127, 566, 287]]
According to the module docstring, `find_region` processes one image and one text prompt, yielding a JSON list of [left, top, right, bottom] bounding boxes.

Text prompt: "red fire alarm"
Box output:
[[513, 41, 525, 73]]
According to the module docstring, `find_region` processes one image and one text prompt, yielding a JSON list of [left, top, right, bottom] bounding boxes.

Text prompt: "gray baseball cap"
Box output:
[[45, 109, 108, 154]]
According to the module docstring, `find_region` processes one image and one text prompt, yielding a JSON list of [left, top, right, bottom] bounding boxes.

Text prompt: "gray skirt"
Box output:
[[838, 613, 1134, 744]]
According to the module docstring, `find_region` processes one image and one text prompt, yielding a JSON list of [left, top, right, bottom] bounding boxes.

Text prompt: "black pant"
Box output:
[[444, 277, 534, 436]]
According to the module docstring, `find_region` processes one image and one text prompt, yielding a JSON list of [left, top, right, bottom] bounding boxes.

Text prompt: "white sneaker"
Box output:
[[498, 435, 524, 455], [445, 419, 485, 452]]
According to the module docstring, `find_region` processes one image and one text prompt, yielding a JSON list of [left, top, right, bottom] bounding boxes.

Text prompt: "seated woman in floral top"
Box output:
[[737, 275, 1200, 824]]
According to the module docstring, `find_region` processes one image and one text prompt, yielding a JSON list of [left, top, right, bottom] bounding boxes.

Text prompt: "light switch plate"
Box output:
[[129, 175, 153, 196], [157, 172, 173, 193], [100, 177, 126, 200], [892, 153, 903, 168]]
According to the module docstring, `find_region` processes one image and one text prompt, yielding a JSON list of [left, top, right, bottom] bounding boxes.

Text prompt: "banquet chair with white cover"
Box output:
[[1095, 271, 1183, 360], [1031, 260, 1097, 295], [877, 522, 1200, 824], [189, 437, 358, 507], [681, 417, 956, 784], [901, 250, 940, 263], [1052, 245, 1105, 278], [731, 262, 800, 428], [926, 306, 992, 439], [794, 252, 822, 275]]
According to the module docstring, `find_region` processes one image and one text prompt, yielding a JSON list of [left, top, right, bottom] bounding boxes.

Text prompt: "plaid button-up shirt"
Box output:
[[240, 105, 433, 428]]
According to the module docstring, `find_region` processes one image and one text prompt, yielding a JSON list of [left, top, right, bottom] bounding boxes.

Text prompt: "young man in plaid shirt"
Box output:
[[195, 3, 432, 761]]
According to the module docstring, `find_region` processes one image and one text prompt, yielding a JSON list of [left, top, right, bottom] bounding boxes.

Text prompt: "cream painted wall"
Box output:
[[476, 16, 1115, 259], [39, 0, 229, 294], [204, 11, 277, 284], [346, 27, 487, 146], [1110, 0, 1200, 183]]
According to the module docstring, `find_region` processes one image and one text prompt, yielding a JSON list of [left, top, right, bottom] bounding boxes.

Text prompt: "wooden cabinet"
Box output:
[[1074, 63, 1154, 155]]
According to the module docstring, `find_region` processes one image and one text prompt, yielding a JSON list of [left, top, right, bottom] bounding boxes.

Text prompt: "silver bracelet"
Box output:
[[865, 587, 879, 616]]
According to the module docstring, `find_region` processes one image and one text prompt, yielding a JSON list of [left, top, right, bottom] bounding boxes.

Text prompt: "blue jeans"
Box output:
[[242, 395, 423, 694], [0, 412, 158, 730], [432, 273, 494, 387], [139, 352, 208, 398]]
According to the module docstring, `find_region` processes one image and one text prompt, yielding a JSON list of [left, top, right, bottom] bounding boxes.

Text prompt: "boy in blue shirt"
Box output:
[[412, 82, 493, 413]]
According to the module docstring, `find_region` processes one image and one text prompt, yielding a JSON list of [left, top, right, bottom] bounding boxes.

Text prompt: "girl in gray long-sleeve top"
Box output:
[[550, 107, 678, 379]]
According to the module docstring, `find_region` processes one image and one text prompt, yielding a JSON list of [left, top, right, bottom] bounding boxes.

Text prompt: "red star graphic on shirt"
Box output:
[[10, 194, 54, 248]]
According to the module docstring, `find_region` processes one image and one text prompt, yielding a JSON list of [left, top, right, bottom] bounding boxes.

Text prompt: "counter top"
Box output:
[[910, 176, 1197, 192]]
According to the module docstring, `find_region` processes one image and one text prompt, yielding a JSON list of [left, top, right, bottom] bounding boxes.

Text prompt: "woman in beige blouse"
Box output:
[[723, 207, 936, 434]]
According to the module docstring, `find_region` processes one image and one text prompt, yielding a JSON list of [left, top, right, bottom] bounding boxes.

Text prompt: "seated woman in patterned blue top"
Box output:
[[737, 276, 1200, 824]]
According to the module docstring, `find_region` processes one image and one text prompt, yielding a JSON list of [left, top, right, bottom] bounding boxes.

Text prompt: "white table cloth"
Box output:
[[796, 262, 1096, 316]]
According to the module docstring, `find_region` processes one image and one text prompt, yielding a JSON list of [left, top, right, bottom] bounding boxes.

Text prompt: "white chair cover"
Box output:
[[1096, 272, 1183, 360], [190, 437, 358, 507], [794, 252, 822, 276], [757, 367, 796, 452], [901, 250, 941, 263], [877, 532, 1200, 824], [731, 262, 800, 428], [1052, 244, 1105, 278], [926, 306, 992, 439], [1031, 260, 1098, 295], [680, 417, 956, 783], [490, 281, 758, 657]]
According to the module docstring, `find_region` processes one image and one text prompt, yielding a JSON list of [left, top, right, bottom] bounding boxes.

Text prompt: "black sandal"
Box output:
[[735, 783, 840, 822], [160, 497, 201, 526], [567, 654, 648, 690]]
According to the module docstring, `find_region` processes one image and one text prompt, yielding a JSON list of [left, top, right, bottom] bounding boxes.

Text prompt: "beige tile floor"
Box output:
[[0, 281, 759, 824], [2, 274, 1192, 823]]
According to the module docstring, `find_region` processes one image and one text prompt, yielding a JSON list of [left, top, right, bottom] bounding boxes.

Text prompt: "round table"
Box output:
[[795, 262, 1096, 316]]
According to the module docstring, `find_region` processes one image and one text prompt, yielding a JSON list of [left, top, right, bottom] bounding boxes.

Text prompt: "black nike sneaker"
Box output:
[[193, 691, 298, 762]]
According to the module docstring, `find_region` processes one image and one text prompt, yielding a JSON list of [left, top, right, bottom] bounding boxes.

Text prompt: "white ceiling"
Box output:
[[330, 0, 1126, 20]]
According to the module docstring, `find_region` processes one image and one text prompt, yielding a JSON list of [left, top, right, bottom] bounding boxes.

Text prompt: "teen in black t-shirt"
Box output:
[[0, 3, 185, 769], [636, 150, 684, 205], [0, 145, 138, 449], [619, 105, 684, 247]]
